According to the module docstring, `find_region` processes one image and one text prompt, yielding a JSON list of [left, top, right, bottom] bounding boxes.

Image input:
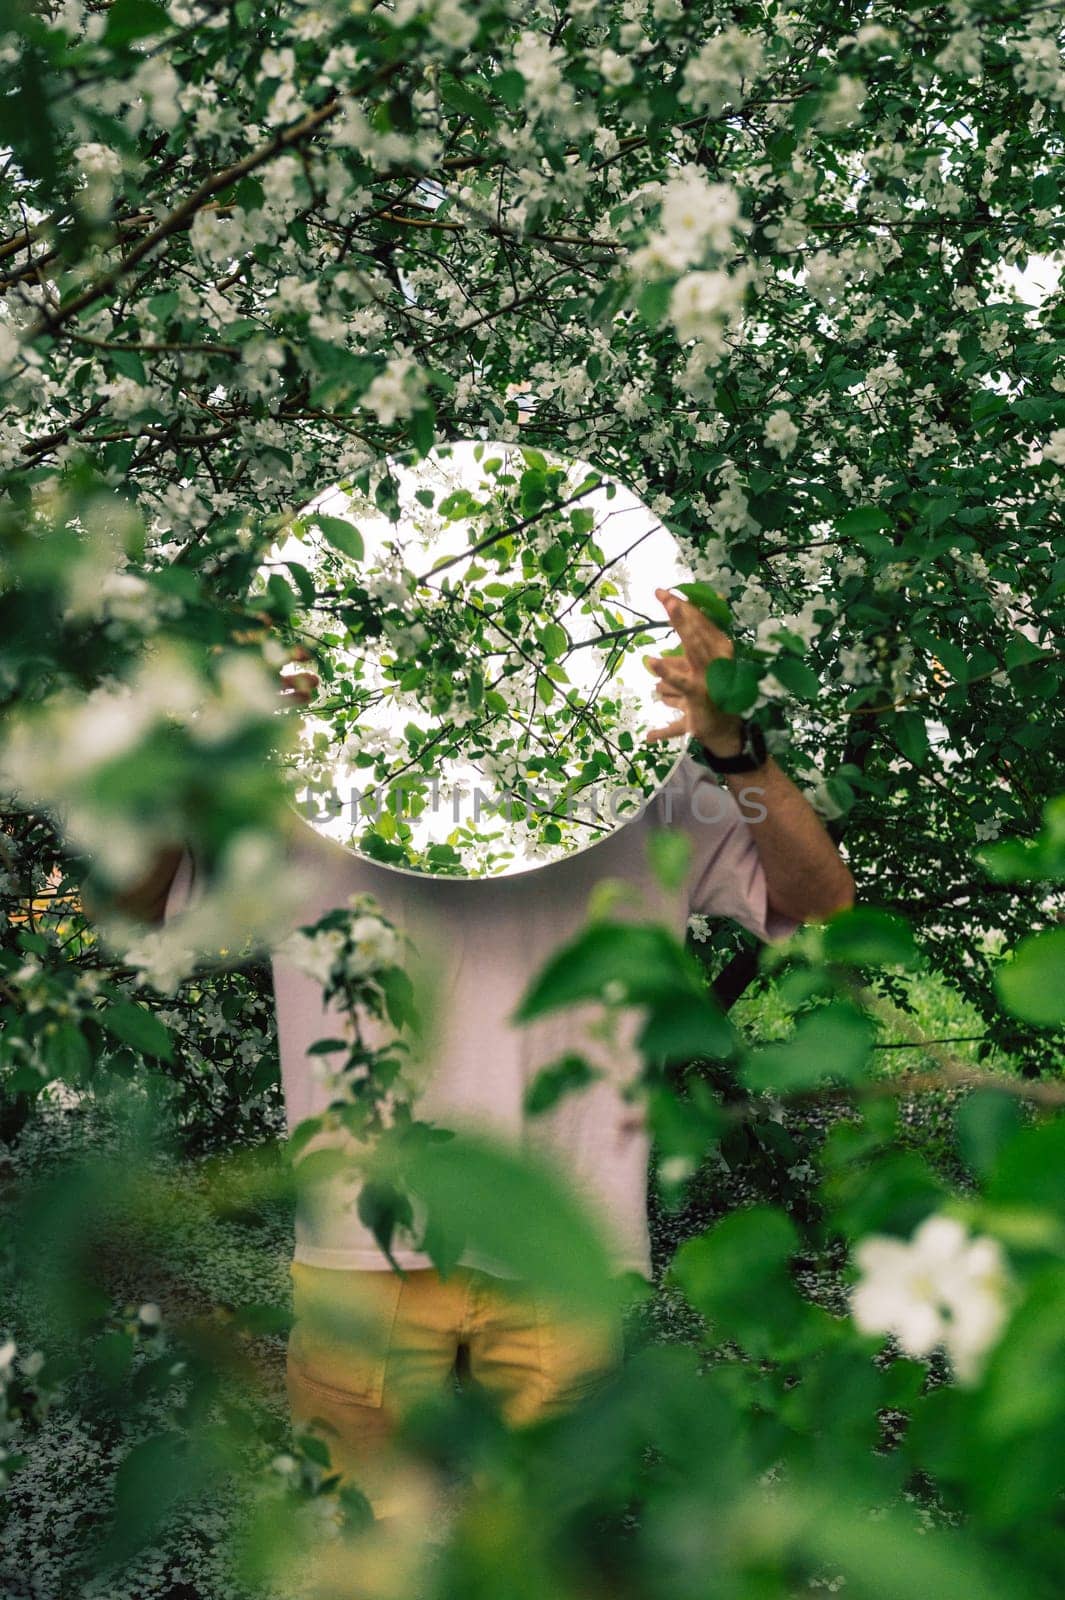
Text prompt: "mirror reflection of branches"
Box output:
[[261, 442, 690, 877]]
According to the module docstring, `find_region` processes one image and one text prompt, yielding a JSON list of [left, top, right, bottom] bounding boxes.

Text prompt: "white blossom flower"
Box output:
[[278, 925, 347, 986], [839, 462, 863, 498], [663, 170, 741, 267], [669, 269, 748, 344], [851, 1214, 1012, 1383], [659, 1155, 696, 1185], [360, 358, 426, 426], [599, 48, 634, 87], [680, 25, 765, 117], [817, 74, 867, 131], [189, 208, 237, 264], [428, 0, 478, 50], [120, 928, 198, 993], [73, 143, 123, 218], [345, 913, 402, 976], [764, 409, 799, 459], [1042, 428, 1065, 466], [74, 143, 122, 180], [837, 641, 878, 685], [1013, 23, 1065, 104], [0, 323, 23, 378]]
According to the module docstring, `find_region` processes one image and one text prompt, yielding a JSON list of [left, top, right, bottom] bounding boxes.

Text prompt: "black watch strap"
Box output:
[[691, 720, 768, 775]]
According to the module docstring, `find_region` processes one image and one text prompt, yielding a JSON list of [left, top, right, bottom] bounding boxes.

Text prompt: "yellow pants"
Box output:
[[285, 1262, 624, 1523]]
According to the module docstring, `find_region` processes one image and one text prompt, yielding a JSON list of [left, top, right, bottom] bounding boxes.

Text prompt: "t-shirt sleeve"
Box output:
[[657, 756, 801, 945]]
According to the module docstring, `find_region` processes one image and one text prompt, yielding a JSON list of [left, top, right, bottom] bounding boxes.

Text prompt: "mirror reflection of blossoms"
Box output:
[[262, 441, 689, 876]]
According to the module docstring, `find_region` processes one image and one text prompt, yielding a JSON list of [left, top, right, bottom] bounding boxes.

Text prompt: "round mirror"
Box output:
[[262, 441, 692, 878]]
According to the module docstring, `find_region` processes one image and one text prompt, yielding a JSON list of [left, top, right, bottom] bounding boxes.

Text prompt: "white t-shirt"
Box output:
[[165, 754, 798, 1279]]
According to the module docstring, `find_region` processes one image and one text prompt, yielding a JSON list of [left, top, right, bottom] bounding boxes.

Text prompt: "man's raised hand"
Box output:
[[643, 586, 744, 757]]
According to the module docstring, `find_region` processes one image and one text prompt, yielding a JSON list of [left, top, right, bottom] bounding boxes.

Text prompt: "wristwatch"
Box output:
[[690, 719, 768, 775]]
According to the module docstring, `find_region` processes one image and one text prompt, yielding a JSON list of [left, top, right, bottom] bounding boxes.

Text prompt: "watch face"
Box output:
[[259, 440, 692, 879]]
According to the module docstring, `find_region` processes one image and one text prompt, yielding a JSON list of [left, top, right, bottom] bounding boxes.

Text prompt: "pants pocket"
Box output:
[[532, 1295, 625, 1414], [287, 1263, 405, 1408]]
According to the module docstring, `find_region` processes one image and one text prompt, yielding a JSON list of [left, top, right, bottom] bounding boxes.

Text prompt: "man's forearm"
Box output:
[[724, 757, 854, 923], [642, 587, 855, 924]]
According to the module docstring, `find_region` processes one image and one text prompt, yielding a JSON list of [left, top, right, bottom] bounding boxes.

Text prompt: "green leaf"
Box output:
[[645, 827, 691, 892], [92, 1329, 134, 1391], [671, 1206, 808, 1357], [1033, 172, 1059, 209], [978, 797, 1065, 883], [515, 920, 704, 1021], [1004, 632, 1046, 670], [147, 290, 179, 321], [408, 405, 435, 459], [100, 1430, 221, 1565], [0, 51, 58, 184], [636, 279, 673, 327], [44, 1022, 92, 1081], [539, 622, 569, 660], [923, 635, 970, 685], [379, 964, 418, 1031], [972, 389, 1007, 425], [995, 929, 1065, 1025], [893, 711, 930, 767], [314, 515, 365, 563], [405, 1134, 617, 1313], [955, 1091, 1024, 1180], [742, 1003, 875, 1092], [440, 76, 497, 129], [493, 69, 526, 109], [648, 1079, 725, 1170], [705, 656, 762, 716], [822, 907, 920, 968], [103, 0, 170, 47], [835, 506, 892, 537], [768, 653, 820, 702], [674, 582, 732, 632], [792, 90, 824, 136], [285, 560, 316, 606], [986, 1117, 1065, 1224], [110, 349, 148, 385], [524, 1053, 602, 1115], [99, 1002, 173, 1061], [795, 1489, 1026, 1600], [637, 990, 735, 1064], [356, 1179, 413, 1266]]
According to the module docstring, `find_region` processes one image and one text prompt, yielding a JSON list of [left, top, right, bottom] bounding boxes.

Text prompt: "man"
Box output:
[[112, 586, 853, 1530]]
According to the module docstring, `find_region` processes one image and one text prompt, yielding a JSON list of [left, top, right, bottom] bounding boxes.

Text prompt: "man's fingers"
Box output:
[[279, 668, 319, 706], [644, 654, 695, 693], [655, 586, 705, 646], [655, 585, 731, 659], [645, 715, 689, 743]]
